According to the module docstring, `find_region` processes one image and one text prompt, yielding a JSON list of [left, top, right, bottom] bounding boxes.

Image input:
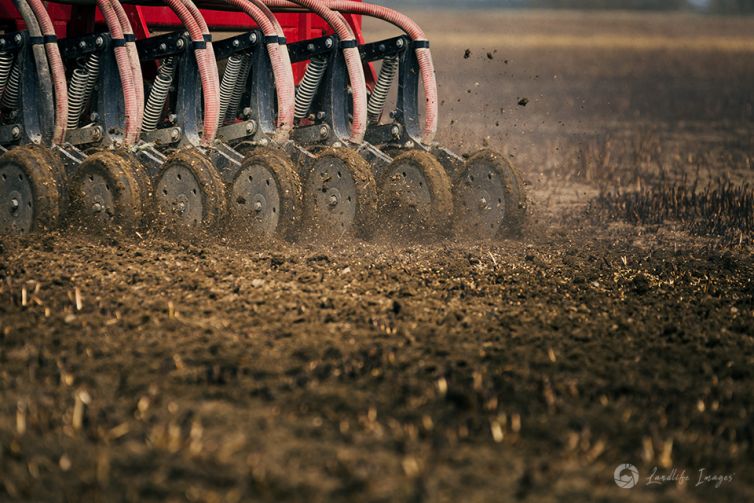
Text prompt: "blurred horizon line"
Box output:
[[371, 0, 754, 15]]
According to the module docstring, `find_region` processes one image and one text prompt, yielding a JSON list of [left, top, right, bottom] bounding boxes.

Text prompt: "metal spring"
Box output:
[[368, 56, 398, 124], [82, 53, 100, 116], [1, 61, 20, 110], [142, 57, 175, 132], [226, 54, 250, 121], [218, 54, 244, 127], [295, 57, 328, 120], [67, 68, 89, 128], [0, 52, 14, 99]]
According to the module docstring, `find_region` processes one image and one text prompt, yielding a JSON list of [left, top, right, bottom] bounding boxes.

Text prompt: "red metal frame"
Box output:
[[0, 0, 372, 82]]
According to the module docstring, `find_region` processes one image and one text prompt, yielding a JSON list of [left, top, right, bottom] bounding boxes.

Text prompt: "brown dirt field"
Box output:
[[2, 9, 754, 503]]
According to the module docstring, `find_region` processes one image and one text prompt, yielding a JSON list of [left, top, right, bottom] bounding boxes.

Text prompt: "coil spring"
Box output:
[[67, 68, 89, 128], [226, 54, 251, 121], [368, 56, 399, 124], [67, 53, 100, 128], [82, 53, 100, 116], [295, 57, 328, 120], [0, 52, 14, 99], [1, 61, 20, 111], [142, 58, 176, 132], [218, 54, 244, 127]]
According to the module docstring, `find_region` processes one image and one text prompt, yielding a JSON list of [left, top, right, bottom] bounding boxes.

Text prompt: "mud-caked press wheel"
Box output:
[[229, 147, 302, 239], [68, 150, 151, 232], [301, 147, 377, 240], [153, 148, 227, 235], [378, 150, 453, 240], [453, 149, 526, 238], [115, 150, 154, 223], [0, 145, 66, 234]]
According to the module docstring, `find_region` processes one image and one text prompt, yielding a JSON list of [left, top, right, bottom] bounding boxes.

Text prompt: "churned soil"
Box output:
[[1, 223, 752, 502]]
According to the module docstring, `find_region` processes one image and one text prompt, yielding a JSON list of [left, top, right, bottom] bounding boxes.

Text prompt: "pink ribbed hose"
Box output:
[[176, 0, 220, 144], [111, 0, 144, 136], [96, 0, 140, 145], [249, 0, 296, 138], [25, 0, 68, 145], [215, 0, 294, 140], [264, 0, 367, 144], [164, 0, 219, 146], [267, 0, 438, 145], [247, 0, 297, 111]]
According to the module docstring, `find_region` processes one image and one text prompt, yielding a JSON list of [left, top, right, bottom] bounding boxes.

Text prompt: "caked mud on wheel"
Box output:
[[153, 148, 227, 236], [300, 147, 377, 241], [0, 145, 66, 234], [228, 147, 302, 240], [68, 150, 151, 232], [453, 149, 527, 239], [377, 150, 453, 241]]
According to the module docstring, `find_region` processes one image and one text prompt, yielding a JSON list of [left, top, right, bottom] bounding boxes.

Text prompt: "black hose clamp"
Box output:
[[264, 35, 285, 45], [190, 34, 211, 49]]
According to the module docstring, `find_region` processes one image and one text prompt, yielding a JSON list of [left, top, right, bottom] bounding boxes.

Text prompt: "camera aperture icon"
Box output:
[[614, 463, 639, 489]]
